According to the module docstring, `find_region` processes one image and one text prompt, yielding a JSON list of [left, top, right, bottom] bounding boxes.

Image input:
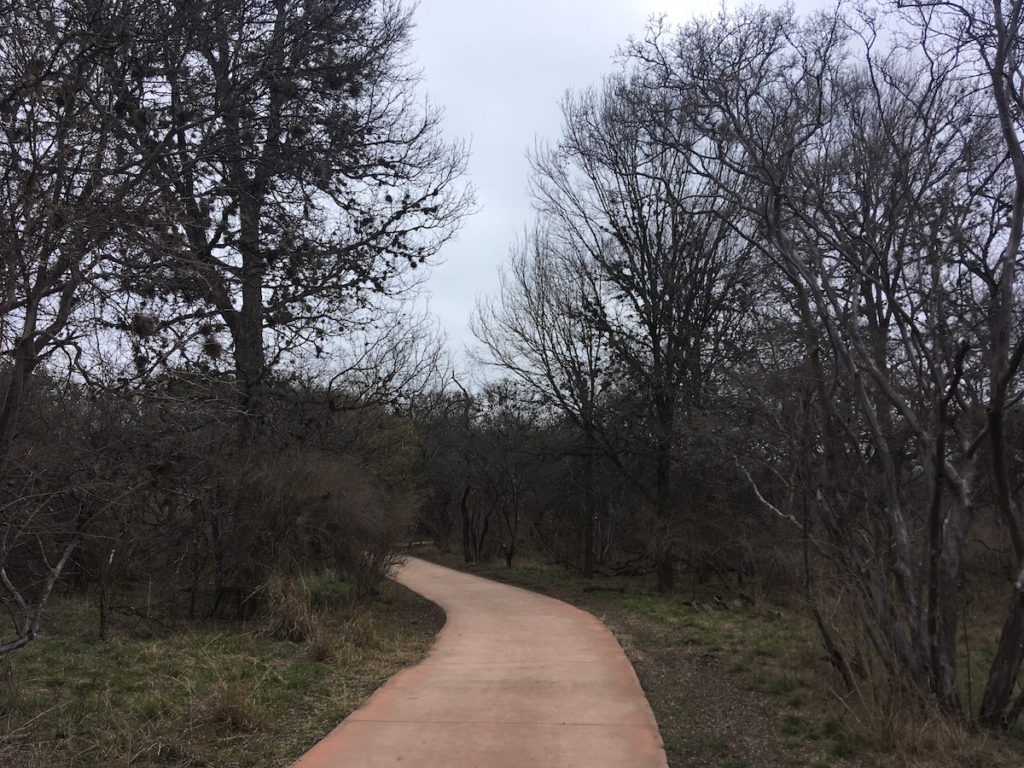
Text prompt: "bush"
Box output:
[[231, 450, 414, 599]]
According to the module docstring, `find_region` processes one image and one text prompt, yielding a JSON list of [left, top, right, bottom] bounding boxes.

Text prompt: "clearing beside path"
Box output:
[[291, 556, 668, 768]]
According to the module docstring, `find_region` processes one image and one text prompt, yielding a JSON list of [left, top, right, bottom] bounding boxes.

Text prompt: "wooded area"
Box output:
[[0, 0, 470, 654], [4, 0, 1024, 745], [431, 1, 1024, 728]]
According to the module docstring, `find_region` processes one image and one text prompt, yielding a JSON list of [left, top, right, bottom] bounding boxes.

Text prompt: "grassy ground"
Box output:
[[416, 547, 1024, 768], [7, 552, 1020, 768], [0, 571, 445, 768]]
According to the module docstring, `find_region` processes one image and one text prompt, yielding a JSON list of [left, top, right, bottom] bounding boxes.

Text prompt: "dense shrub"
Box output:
[[232, 450, 413, 599]]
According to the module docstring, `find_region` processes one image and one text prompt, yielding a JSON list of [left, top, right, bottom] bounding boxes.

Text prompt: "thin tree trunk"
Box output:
[[460, 485, 472, 563], [979, 564, 1024, 727], [582, 429, 596, 578], [654, 393, 675, 593], [475, 512, 491, 563], [0, 347, 35, 471], [926, 359, 971, 715]]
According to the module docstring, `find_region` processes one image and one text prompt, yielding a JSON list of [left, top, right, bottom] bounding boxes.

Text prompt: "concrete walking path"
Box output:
[[291, 557, 668, 768]]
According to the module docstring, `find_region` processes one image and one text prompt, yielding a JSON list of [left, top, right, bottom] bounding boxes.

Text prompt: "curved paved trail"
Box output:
[[291, 557, 667, 768]]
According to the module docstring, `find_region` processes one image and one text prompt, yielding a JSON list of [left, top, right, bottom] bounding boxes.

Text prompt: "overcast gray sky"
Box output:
[[411, 0, 817, 366]]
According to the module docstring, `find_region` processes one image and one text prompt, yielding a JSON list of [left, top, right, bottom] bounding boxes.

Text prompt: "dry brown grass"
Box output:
[[260, 575, 325, 642], [202, 678, 269, 733], [344, 611, 380, 648]]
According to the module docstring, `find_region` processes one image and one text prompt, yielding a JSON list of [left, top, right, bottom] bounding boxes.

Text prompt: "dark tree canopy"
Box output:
[[97, 0, 471, 423]]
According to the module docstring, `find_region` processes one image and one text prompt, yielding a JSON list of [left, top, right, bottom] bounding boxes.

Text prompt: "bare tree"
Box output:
[[472, 384, 540, 570], [99, 0, 472, 434], [527, 74, 753, 590], [890, 0, 1024, 727], [473, 228, 612, 575], [635, 3, 1023, 721], [0, 0, 156, 465], [0, 0, 160, 655]]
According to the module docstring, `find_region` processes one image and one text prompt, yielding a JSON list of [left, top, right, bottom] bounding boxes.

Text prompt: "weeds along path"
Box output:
[[291, 556, 667, 768]]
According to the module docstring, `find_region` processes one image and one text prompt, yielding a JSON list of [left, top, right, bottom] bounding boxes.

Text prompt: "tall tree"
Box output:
[[893, 0, 1024, 726], [529, 75, 752, 590], [635, 3, 1022, 721], [473, 228, 611, 576], [0, 0, 158, 654], [0, 0, 153, 465], [101, 0, 471, 434]]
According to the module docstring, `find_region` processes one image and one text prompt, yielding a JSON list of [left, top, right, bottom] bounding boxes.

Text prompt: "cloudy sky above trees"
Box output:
[[411, 0, 824, 362], [413, 0, 708, 361]]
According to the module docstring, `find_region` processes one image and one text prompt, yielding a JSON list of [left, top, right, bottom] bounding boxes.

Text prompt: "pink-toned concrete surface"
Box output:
[[290, 557, 668, 768]]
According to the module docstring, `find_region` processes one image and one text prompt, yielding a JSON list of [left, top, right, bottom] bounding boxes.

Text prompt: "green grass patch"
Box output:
[[0, 575, 444, 768]]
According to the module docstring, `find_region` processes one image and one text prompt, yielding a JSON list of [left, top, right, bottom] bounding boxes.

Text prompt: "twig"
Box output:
[[738, 463, 804, 530]]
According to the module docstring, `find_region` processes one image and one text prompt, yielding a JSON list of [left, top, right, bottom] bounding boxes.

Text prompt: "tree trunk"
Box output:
[[0, 346, 35, 471], [235, 209, 266, 442], [979, 402, 1024, 726], [597, 498, 611, 566], [460, 485, 473, 563], [0, 297, 47, 473], [979, 567, 1024, 727], [932, 548, 965, 713], [654, 394, 674, 593], [656, 544, 675, 593], [930, 449, 973, 715], [474, 512, 491, 563], [582, 429, 596, 578], [504, 540, 514, 569], [926, 386, 971, 715]]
